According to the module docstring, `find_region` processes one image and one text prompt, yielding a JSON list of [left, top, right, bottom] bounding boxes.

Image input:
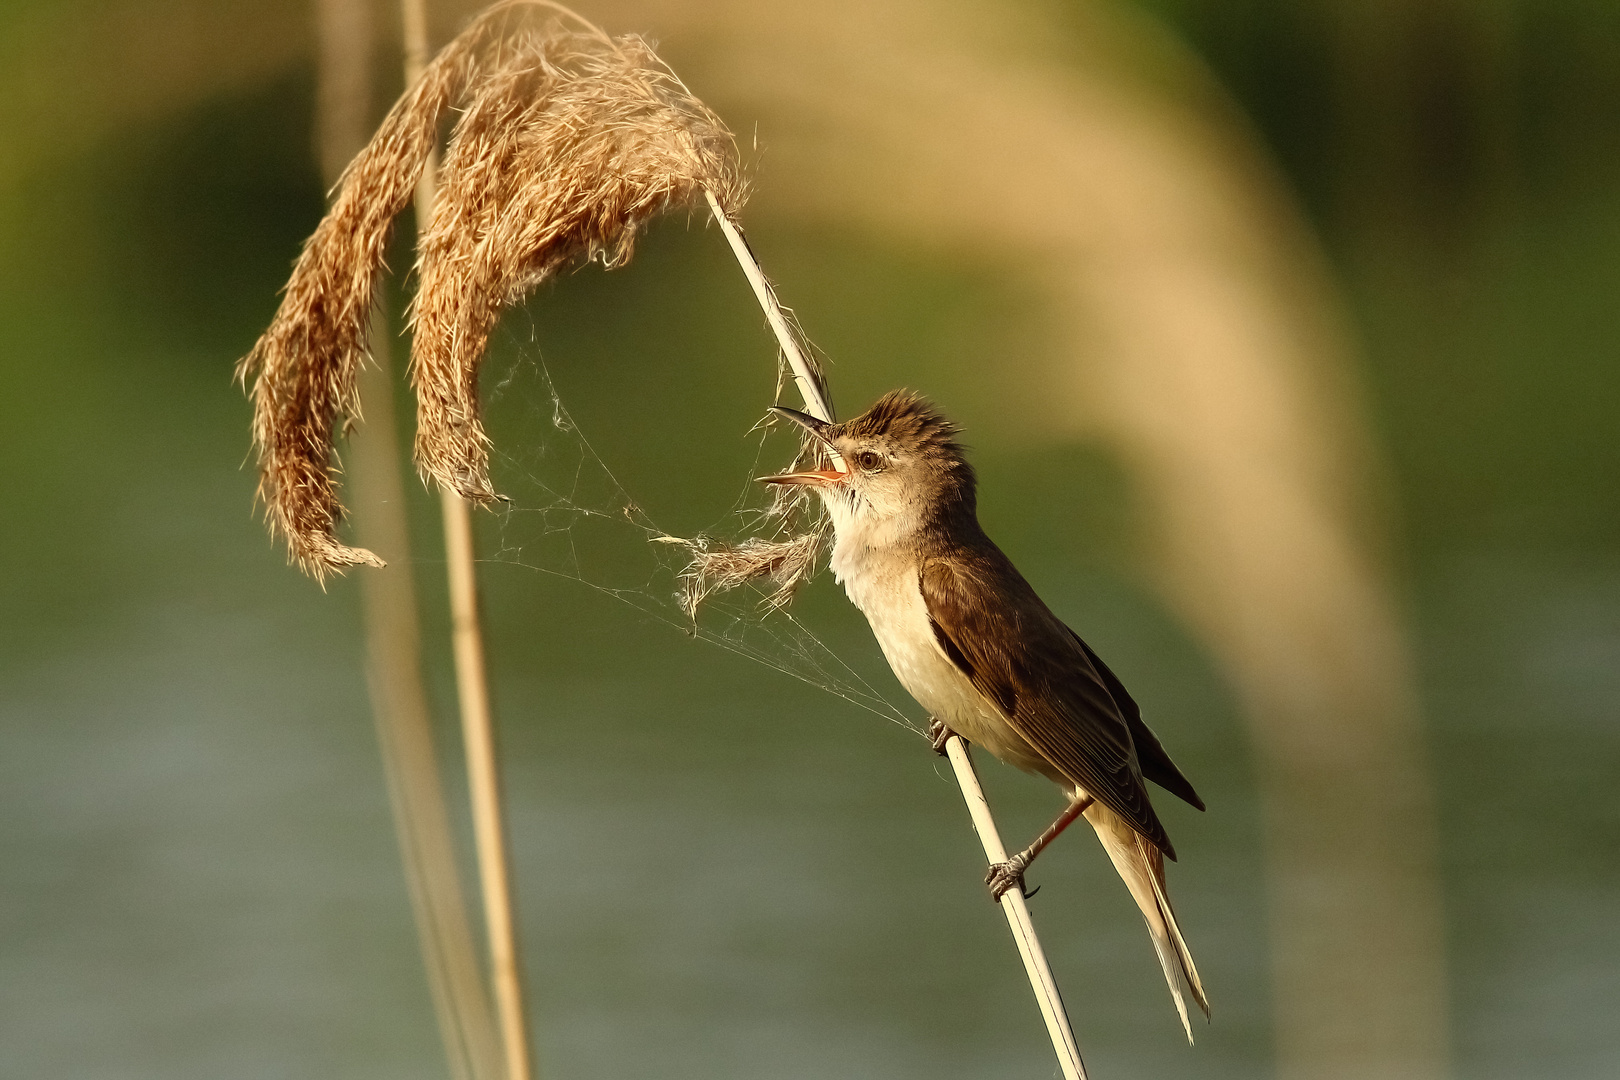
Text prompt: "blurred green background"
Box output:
[[1, 1, 1616, 1078]]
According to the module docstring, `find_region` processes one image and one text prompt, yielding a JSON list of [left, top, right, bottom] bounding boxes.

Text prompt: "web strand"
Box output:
[[476, 341, 922, 736]]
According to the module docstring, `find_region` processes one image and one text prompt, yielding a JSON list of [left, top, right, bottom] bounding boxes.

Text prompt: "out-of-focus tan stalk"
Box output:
[[316, 2, 504, 1079], [571, 2, 1451, 1075], [438, 488, 530, 1080], [352, 317, 507, 1080], [403, 4, 535, 1080]]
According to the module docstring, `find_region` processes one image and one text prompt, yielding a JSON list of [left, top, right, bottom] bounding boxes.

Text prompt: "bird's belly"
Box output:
[[839, 557, 1052, 778]]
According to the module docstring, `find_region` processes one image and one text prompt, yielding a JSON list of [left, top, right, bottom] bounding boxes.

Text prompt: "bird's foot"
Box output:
[[927, 718, 958, 756], [985, 854, 1037, 901]]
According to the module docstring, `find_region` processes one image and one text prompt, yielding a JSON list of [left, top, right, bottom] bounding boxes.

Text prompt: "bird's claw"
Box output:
[[985, 856, 1037, 901], [928, 718, 957, 756]]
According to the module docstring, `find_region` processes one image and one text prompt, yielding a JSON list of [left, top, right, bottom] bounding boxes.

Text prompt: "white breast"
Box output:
[[827, 520, 1049, 775]]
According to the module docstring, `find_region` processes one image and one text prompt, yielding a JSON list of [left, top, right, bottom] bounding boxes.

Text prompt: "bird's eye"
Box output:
[[854, 450, 884, 471]]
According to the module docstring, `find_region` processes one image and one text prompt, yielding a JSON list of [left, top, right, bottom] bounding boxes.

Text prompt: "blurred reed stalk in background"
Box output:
[[314, 2, 504, 1078], [401, 3, 535, 1075], [260, 3, 757, 1077], [228, 0, 1454, 1074], [562, 1, 1452, 1075]]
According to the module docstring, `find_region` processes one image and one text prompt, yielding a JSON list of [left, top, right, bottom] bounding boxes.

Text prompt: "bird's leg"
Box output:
[[985, 793, 1096, 900], [927, 717, 958, 756]]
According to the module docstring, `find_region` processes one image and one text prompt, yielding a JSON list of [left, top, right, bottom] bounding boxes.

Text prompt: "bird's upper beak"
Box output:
[[758, 406, 847, 487], [770, 405, 834, 443]]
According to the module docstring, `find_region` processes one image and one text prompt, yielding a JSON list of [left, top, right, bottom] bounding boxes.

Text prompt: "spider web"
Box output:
[[473, 336, 923, 737]]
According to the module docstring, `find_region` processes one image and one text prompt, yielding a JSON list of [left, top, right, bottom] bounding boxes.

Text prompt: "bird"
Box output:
[[761, 389, 1209, 1039]]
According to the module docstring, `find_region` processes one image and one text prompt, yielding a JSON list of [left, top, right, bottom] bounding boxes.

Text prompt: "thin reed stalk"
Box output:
[[353, 313, 506, 1080], [944, 739, 1086, 1080], [440, 485, 529, 1080], [702, 195, 1087, 1080], [404, 5, 533, 1080], [316, 4, 502, 1078], [253, 5, 748, 1077]]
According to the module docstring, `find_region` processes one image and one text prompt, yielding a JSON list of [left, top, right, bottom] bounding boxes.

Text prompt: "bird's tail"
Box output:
[[1085, 801, 1210, 1042]]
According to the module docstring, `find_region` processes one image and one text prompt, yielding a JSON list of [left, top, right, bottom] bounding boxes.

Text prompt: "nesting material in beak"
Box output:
[[666, 400, 839, 616]]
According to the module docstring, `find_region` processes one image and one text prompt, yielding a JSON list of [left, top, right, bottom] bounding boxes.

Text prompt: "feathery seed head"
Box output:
[[237, 0, 744, 578]]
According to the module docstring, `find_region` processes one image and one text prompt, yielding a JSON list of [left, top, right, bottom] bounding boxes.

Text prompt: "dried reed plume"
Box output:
[[658, 523, 828, 619], [236, 0, 743, 577]]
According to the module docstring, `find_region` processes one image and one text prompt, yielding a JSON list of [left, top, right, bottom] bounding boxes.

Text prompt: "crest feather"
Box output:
[[840, 390, 965, 458]]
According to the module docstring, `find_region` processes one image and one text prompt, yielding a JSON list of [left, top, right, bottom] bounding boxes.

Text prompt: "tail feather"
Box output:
[[1084, 801, 1210, 1042]]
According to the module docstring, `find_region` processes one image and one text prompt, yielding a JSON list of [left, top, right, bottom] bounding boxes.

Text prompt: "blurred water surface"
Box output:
[[1, 2, 1617, 1078]]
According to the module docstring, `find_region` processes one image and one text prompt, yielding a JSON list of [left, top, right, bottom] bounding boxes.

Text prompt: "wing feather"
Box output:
[[920, 548, 1177, 858], [1068, 630, 1205, 812]]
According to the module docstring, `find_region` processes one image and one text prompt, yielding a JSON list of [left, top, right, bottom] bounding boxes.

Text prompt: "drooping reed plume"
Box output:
[[237, 0, 743, 577], [659, 520, 828, 619]]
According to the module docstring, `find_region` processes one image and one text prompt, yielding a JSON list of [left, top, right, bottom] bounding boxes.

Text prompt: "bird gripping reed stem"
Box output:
[[702, 192, 1088, 1080]]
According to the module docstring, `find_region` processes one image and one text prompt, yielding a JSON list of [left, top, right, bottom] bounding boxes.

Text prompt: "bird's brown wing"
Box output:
[[1068, 629, 1205, 812], [920, 550, 1176, 858]]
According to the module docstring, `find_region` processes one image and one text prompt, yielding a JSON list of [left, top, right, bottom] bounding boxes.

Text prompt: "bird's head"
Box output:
[[761, 390, 975, 540]]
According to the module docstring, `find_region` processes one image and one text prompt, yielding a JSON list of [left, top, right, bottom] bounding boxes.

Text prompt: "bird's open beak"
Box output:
[[759, 468, 846, 487], [758, 406, 847, 487]]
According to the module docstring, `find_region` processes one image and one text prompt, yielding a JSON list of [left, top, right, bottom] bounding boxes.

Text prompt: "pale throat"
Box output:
[[816, 478, 1046, 776], [818, 486, 926, 598]]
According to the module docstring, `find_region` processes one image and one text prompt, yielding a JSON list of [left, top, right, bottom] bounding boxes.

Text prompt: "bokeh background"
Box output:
[[2, 1, 1617, 1078]]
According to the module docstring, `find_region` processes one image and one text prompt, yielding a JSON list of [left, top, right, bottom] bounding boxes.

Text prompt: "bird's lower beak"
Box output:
[[758, 468, 847, 488]]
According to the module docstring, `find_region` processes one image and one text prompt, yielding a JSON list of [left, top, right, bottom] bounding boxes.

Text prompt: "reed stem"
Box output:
[[944, 737, 1087, 1080], [404, 3, 535, 1079], [703, 191, 837, 442], [353, 314, 506, 1080], [705, 191, 1086, 1080], [441, 489, 532, 1080], [317, 3, 503, 1076]]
